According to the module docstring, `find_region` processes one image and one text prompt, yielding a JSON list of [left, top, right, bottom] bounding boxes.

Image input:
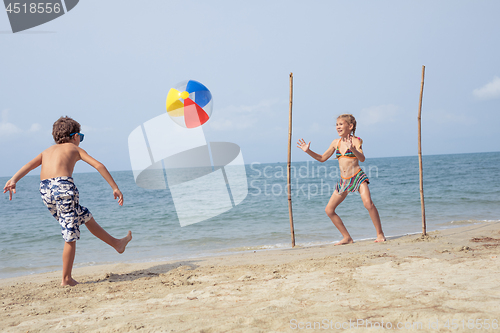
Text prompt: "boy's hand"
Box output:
[[113, 189, 124, 206], [3, 179, 17, 200]]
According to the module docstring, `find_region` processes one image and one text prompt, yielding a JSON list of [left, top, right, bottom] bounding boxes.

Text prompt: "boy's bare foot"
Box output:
[[374, 235, 386, 243], [115, 231, 132, 254], [335, 237, 354, 245], [61, 277, 79, 286]]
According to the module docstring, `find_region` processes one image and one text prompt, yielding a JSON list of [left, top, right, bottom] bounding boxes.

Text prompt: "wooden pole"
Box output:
[[287, 73, 296, 247], [418, 65, 426, 235]]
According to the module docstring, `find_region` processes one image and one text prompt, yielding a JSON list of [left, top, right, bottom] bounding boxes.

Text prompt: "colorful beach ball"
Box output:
[[166, 80, 213, 128]]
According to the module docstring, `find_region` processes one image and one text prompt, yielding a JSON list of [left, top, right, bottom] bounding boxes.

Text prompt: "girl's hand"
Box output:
[[343, 135, 354, 150], [3, 179, 16, 201], [297, 138, 311, 152]]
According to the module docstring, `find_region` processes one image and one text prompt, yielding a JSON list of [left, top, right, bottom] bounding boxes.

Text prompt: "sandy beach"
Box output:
[[1, 222, 499, 332]]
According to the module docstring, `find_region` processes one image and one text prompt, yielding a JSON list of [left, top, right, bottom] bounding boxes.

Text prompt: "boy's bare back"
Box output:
[[40, 143, 82, 180]]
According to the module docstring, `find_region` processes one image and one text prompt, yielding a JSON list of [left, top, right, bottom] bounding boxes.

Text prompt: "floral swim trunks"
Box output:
[[40, 176, 93, 242]]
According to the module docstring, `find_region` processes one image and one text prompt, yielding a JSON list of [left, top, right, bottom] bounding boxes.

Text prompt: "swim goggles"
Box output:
[[69, 132, 85, 142]]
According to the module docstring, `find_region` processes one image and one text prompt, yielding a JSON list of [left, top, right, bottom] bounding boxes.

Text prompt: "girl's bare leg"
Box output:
[[85, 218, 132, 253], [62, 241, 78, 286], [359, 183, 386, 242], [325, 190, 352, 245]]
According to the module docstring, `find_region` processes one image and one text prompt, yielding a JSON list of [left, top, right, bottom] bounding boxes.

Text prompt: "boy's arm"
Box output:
[[3, 154, 42, 200], [78, 148, 124, 206]]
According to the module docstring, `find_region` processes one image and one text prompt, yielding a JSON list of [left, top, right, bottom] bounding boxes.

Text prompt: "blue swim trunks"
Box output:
[[40, 177, 93, 242]]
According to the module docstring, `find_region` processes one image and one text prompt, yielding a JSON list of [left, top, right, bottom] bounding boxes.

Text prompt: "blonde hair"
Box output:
[[337, 114, 357, 136]]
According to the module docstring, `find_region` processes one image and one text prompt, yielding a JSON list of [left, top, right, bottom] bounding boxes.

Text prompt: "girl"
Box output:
[[297, 114, 385, 245]]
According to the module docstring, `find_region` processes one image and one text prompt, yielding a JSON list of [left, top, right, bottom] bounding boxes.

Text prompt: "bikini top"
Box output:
[[335, 138, 359, 159]]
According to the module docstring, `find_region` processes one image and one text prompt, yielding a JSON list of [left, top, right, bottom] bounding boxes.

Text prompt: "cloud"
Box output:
[[29, 123, 41, 132], [473, 76, 500, 100], [0, 121, 22, 136], [0, 109, 42, 137], [358, 104, 399, 125], [0, 110, 22, 136], [432, 110, 470, 124]]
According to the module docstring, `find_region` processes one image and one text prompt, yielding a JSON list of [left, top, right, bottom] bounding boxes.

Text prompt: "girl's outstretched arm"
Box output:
[[297, 138, 337, 162]]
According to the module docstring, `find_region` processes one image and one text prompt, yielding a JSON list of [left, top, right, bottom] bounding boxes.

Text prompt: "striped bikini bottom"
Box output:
[[335, 169, 369, 194]]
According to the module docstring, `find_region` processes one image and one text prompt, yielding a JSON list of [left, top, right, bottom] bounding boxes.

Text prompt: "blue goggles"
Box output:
[[69, 132, 84, 142]]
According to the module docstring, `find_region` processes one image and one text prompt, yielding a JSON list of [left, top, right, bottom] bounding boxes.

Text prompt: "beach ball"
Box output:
[[166, 80, 213, 128]]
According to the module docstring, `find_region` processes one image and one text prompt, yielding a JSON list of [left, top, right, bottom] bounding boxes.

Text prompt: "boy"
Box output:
[[3, 116, 132, 286]]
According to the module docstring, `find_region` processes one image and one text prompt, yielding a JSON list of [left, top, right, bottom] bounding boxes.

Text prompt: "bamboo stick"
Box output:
[[418, 65, 426, 235], [287, 73, 295, 247]]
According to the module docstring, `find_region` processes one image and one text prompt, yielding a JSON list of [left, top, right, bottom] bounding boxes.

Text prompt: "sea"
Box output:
[[1, 152, 499, 279]]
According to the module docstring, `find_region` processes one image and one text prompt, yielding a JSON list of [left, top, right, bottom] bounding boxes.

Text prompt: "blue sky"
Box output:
[[1, 0, 500, 177]]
